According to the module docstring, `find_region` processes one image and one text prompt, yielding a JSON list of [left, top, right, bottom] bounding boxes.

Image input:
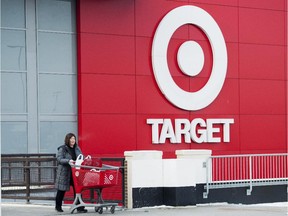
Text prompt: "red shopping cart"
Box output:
[[69, 158, 119, 214]]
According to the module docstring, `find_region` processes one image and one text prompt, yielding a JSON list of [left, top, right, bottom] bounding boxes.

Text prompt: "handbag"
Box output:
[[82, 155, 102, 168]]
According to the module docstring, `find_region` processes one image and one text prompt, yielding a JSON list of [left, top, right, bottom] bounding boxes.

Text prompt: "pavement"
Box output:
[[1, 201, 288, 216]]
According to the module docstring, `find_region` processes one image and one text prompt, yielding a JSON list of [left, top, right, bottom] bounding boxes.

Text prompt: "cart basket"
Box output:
[[71, 163, 119, 194]]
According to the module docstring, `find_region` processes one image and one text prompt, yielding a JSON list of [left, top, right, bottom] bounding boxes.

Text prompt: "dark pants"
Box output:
[[55, 179, 84, 210], [55, 189, 66, 209]]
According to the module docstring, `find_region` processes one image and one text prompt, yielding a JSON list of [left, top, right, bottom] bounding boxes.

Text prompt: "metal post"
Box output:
[[25, 159, 31, 203], [121, 159, 126, 207], [247, 156, 253, 195], [203, 158, 210, 198]]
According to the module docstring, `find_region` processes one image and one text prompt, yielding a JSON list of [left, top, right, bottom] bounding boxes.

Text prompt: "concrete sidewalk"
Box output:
[[1, 202, 287, 216]]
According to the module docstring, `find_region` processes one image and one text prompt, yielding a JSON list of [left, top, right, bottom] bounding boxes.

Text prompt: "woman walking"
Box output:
[[55, 133, 87, 213]]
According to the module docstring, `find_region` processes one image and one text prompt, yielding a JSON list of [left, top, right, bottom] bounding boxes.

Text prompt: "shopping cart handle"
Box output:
[[69, 162, 119, 170]]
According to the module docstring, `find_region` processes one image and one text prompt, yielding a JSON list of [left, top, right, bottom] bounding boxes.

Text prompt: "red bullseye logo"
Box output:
[[151, 5, 227, 111]]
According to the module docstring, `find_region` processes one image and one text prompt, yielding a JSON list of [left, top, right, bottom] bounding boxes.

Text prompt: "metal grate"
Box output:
[[203, 153, 288, 198]]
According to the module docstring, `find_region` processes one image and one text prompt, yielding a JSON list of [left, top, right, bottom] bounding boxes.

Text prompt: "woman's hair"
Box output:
[[64, 133, 77, 146]]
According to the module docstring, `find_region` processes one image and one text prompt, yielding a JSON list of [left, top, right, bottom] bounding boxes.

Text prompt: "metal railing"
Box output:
[[1, 154, 57, 202], [1, 154, 125, 206], [203, 153, 288, 198]]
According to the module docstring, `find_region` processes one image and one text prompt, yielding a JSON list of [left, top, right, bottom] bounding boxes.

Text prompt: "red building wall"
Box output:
[[77, 0, 287, 158]]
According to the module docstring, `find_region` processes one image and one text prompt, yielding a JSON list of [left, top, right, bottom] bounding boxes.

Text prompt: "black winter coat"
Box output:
[[55, 144, 82, 191]]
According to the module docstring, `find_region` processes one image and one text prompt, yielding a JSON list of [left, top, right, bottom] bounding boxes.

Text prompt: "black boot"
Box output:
[[55, 206, 64, 212]]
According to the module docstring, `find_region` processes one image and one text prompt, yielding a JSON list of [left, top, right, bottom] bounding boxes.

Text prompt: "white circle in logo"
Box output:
[[151, 5, 227, 111], [177, 41, 204, 77], [109, 175, 114, 181]]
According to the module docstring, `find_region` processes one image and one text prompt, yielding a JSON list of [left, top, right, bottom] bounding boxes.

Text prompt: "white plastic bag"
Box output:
[[75, 154, 84, 169]]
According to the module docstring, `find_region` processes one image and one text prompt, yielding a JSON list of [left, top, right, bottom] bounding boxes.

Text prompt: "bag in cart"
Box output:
[[81, 155, 102, 167]]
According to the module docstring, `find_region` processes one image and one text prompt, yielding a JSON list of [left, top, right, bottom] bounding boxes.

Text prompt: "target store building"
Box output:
[[1, 0, 287, 208], [79, 0, 287, 158]]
